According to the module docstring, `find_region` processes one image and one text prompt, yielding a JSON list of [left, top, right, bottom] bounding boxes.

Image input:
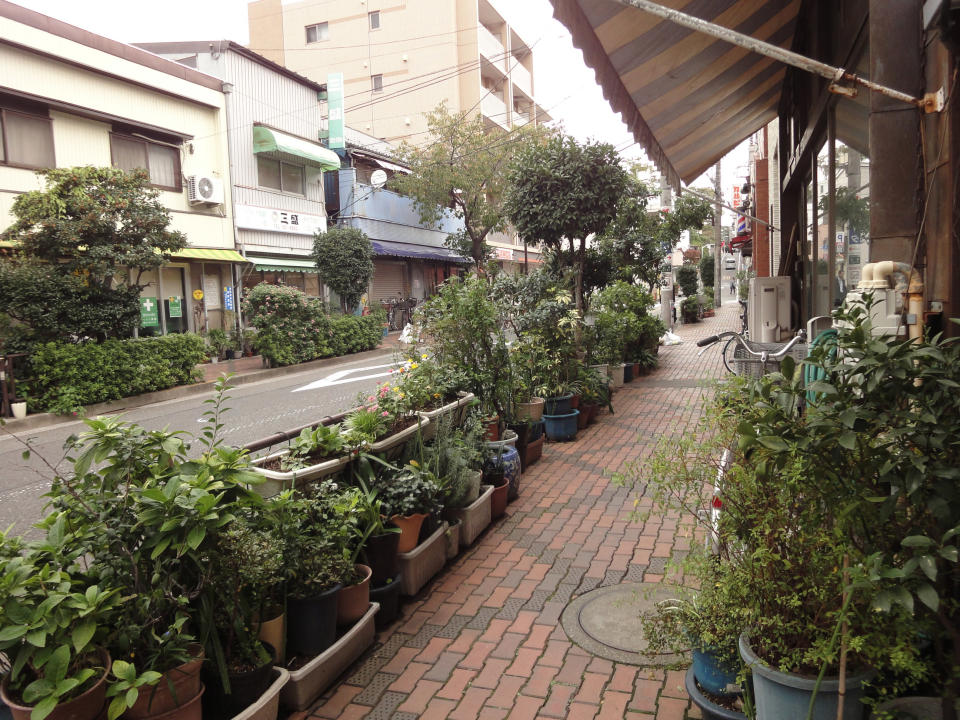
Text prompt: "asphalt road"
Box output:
[[0, 349, 399, 538]]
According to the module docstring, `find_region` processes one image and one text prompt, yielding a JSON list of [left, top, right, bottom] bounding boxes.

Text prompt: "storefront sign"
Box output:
[[223, 286, 235, 311], [328, 72, 345, 149], [494, 247, 513, 261], [168, 297, 183, 318], [203, 275, 221, 309], [140, 297, 159, 327], [235, 204, 326, 236]]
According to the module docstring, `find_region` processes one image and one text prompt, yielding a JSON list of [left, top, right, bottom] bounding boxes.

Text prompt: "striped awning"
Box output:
[[250, 256, 321, 273], [550, 0, 800, 188], [171, 248, 248, 263]]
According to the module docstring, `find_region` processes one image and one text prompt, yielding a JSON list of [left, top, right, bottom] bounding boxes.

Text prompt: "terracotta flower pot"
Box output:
[[1, 649, 110, 720], [337, 564, 372, 626], [390, 513, 428, 553], [483, 415, 500, 441], [489, 474, 508, 519], [126, 646, 204, 718]]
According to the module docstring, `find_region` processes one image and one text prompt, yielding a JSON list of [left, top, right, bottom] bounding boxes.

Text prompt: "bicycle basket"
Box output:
[[732, 339, 808, 378]]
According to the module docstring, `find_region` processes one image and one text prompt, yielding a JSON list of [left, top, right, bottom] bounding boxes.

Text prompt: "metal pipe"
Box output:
[[680, 186, 779, 231], [616, 0, 936, 110], [242, 409, 350, 453]]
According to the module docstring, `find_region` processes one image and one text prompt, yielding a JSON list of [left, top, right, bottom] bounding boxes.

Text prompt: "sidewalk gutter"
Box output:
[[1, 344, 399, 434]]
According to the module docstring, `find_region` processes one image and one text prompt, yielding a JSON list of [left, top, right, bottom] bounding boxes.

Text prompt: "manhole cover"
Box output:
[[560, 582, 689, 665]]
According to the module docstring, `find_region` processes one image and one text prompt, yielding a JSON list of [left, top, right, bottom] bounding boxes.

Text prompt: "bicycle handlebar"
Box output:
[[697, 335, 719, 347], [696, 330, 806, 360]]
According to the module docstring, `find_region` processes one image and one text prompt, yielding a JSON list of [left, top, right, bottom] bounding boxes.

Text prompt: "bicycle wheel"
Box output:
[[721, 336, 738, 374]]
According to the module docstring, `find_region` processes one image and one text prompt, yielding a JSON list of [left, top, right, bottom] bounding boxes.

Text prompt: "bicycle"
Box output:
[[696, 329, 806, 376]]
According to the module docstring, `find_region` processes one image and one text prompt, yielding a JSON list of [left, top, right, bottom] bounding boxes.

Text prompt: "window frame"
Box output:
[[256, 156, 307, 197], [0, 107, 55, 170], [305, 22, 329, 44], [109, 132, 182, 192], [371, 74, 384, 93], [369, 11, 381, 30]]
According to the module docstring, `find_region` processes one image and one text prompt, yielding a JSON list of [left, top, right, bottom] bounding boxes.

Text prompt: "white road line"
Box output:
[[292, 362, 400, 392]]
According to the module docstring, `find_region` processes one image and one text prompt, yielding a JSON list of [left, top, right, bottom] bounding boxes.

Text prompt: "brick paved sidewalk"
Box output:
[[301, 303, 740, 720]]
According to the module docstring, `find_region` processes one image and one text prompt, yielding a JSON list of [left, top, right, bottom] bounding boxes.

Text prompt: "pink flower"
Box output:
[[367, 396, 375, 402], [381, 411, 389, 417]]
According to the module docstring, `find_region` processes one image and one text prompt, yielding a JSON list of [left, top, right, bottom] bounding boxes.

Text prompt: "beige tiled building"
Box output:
[[247, 0, 549, 144]]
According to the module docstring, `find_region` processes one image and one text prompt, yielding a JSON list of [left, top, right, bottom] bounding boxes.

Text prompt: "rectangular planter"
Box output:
[[279, 603, 378, 711], [229, 668, 289, 720], [416, 392, 476, 438], [451, 484, 493, 548], [250, 451, 351, 497], [398, 522, 448, 596], [369, 416, 430, 459]]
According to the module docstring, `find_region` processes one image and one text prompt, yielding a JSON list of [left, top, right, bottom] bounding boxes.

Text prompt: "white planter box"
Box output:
[[451, 484, 493, 548], [249, 450, 351, 497], [279, 604, 378, 711], [398, 522, 448, 596], [444, 521, 460, 560], [229, 668, 289, 720], [416, 392, 475, 438], [369, 416, 430, 458]]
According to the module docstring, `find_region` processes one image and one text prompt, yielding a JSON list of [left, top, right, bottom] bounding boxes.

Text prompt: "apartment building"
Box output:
[[247, 0, 550, 143], [0, 1, 241, 336]]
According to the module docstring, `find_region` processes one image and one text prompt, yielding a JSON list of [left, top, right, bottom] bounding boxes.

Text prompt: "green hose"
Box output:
[[804, 328, 838, 406]]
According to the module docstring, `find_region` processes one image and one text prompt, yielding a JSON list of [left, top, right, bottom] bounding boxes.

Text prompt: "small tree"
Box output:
[[312, 226, 374, 313], [675, 265, 699, 297], [699, 254, 715, 288], [392, 104, 545, 271], [505, 135, 628, 328], [0, 167, 186, 343]]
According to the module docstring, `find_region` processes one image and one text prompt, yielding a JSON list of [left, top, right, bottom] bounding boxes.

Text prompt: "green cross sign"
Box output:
[[140, 297, 159, 327]]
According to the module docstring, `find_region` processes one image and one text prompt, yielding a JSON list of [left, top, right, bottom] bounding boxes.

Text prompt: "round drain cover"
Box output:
[[560, 582, 689, 665]]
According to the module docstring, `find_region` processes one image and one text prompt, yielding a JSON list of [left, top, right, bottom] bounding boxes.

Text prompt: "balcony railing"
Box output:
[[481, 94, 509, 130], [511, 62, 532, 98], [479, 24, 507, 72]]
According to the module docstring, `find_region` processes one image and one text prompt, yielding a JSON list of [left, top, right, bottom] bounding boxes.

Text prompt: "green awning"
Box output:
[[251, 256, 321, 273], [171, 248, 248, 263], [252, 126, 341, 170]]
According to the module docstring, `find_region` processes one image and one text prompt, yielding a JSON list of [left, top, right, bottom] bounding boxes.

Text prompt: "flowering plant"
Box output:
[[391, 354, 465, 411]]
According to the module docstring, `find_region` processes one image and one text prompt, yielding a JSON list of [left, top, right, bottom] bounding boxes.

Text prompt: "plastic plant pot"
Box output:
[[543, 410, 579, 441]]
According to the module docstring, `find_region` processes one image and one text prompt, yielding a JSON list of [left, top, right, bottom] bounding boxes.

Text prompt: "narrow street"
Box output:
[[296, 303, 736, 720], [0, 346, 401, 536]]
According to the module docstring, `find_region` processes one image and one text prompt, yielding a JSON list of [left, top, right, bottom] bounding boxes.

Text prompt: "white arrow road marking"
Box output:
[[292, 362, 400, 392]]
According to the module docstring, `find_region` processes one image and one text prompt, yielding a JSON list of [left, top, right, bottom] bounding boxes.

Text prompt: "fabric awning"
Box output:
[[250, 256, 321, 273], [371, 157, 411, 174], [372, 240, 470, 263], [253, 126, 341, 170], [550, 0, 800, 188], [171, 248, 248, 263]]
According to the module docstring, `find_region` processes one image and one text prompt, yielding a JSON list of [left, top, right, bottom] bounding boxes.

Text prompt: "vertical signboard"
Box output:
[[140, 297, 159, 327], [328, 72, 345, 149]]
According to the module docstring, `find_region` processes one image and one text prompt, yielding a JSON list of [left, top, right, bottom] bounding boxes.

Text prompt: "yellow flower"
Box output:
[[399, 393, 405, 399], [433, 393, 441, 398], [411, 362, 418, 369], [409, 459, 420, 467], [421, 353, 429, 360], [393, 386, 400, 392]]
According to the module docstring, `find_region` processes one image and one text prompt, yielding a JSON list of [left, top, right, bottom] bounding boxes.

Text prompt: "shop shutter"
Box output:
[[371, 260, 407, 306]]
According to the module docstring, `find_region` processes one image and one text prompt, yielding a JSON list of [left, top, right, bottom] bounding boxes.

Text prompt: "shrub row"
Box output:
[[26, 333, 206, 414]]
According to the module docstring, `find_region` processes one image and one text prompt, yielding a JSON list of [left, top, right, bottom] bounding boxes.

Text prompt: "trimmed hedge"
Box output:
[[27, 334, 206, 414], [329, 310, 387, 356]]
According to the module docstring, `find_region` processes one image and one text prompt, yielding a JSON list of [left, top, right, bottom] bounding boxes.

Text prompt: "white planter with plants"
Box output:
[[398, 522, 448, 596], [368, 415, 430, 457], [279, 603, 378, 711], [229, 668, 289, 720], [249, 424, 351, 496], [416, 391, 476, 424], [451, 484, 493, 548]]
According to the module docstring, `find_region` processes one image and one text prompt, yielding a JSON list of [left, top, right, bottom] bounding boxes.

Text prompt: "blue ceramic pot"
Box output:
[[684, 667, 746, 720], [543, 410, 579, 441], [692, 647, 739, 696], [484, 445, 521, 501], [543, 393, 573, 414]]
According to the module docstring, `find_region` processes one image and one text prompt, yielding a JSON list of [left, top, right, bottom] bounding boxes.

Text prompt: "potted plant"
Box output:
[[279, 483, 352, 660], [207, 328, 230, 361], [367, 456, 444, 553], [0, 526, 121, 720], [250, 423, 350, 495]]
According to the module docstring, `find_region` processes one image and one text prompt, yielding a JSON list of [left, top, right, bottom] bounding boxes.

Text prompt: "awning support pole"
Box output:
[[615, 0, 943, 112], [680, 186, 780, 232]]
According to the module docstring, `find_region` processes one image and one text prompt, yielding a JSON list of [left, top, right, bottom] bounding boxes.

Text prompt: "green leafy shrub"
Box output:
[[26, 334, 205, 413], [675, 265, 699, 297], [243, 283, 331, 366], [699, 254, 715, 288], [328, 311, 386, 356]]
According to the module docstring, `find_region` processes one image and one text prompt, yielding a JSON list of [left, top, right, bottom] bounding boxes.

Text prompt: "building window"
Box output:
[[110, 134, 180, 190], [369, 11, 380, 30], [257, 156, 305, 195], [371, 74, 383, 92], [0, 108, 55, 169], [306, 22, 328, 43]]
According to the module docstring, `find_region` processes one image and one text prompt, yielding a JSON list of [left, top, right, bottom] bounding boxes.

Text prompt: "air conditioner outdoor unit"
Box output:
[[187, 174, 224, 205]]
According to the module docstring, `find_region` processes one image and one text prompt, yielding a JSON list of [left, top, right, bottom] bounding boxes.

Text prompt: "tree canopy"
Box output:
[[391, 104, 546, 270], [504, 135, 628, 323], [312, 226, 375, 313], [0, 166, 186, 344]]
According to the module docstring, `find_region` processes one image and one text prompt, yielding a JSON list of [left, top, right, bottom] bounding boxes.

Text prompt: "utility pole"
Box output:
[[713, 159, 722, 309]]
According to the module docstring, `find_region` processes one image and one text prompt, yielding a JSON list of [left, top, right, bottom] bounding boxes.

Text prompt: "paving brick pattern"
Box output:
[[305, 305, 737, 720]]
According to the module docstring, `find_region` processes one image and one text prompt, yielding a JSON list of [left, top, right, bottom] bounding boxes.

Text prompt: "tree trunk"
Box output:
[[574, 239, 585, 348]]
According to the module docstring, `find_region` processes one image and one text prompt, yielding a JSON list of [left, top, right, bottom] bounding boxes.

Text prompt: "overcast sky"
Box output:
[[13, 0, 748, 210]]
